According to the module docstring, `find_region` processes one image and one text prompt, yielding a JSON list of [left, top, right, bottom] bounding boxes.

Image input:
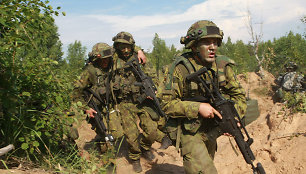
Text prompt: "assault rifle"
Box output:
[[83, 88, 114, 144], [125, 57, 165, 118], [186, 67, 265, 174]]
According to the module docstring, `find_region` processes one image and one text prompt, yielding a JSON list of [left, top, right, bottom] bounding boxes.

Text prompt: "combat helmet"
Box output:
[[285, 61, 298, 72], [112, 31, 135, 48], [180, 20, 224, 49], [88, 42, 113, 62]]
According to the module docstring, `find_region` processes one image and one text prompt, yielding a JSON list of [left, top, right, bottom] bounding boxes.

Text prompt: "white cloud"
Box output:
[[54, 0, 306, 54]]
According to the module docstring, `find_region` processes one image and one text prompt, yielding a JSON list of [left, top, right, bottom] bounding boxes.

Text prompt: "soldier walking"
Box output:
[[159, 20, 247, 174], [111, 31, 171, 173]]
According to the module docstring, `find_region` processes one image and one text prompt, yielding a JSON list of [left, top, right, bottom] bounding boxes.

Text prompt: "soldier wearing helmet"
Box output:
[[111, 31, 171, 173], [284, 61, 298, 72], [72, 43, 124, 153], [159, 20, 247, 173], [275, 61, 305, 100], [87, 42, 114, 69], [112, 31, 147, 64]]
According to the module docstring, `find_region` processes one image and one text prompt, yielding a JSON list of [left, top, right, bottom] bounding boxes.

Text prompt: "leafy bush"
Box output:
[[0, 0, 77, 164], [283, 92, 306, 113]]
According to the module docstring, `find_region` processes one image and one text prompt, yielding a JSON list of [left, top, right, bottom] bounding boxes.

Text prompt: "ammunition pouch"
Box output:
[[183, 117, 203, 134], [164, 118, 179, 141]]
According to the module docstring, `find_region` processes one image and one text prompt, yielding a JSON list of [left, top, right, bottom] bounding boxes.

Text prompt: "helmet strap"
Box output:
[[192, 46, 212, 66]]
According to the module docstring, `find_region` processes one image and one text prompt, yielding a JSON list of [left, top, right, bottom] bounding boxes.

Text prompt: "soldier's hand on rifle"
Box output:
[[198, 103, 222, 119], [137, 50, 147, 64], [85, 108, 97, 118], [223, 121, 241, 137], [146, 91, 157, 100]]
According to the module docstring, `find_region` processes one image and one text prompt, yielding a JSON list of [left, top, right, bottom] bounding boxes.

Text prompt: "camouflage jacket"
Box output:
[[276, 72, 304, 91], [72, 63, 111, 111], [159, 52, 247, 121], [111, 51, 157, 104]]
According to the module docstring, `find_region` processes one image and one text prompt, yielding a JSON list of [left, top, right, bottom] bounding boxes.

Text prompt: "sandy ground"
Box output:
[[214, 72, 306, 174], [74, 71, 306, 174], [1, 71, 305, 174]]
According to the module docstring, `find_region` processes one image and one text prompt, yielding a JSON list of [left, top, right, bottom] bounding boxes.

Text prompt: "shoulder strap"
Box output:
[[216, 55, 235, 85], [86, 64, 96, 76], [165, 52, 196, 90]]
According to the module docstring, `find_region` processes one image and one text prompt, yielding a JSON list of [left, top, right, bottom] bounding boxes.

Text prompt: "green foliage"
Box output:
[[147, 31, 305, 79], [147, 31, 305, 78], [283, 92, 306, 113], [47, 138, 123, 173], [218, 37, 257, 73], [267, 32, 306, 75], [218, 32, 305, 76], [0, 2, 109, 172], [0, 0, 77, 165], [65, 40, 87, 78], [148, 33, 178, 78]]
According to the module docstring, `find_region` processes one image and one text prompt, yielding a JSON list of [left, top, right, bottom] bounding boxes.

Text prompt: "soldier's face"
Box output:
[[117, 43, 132, 58], [96, 57, 111, 69], [196, 38, 218, 63]]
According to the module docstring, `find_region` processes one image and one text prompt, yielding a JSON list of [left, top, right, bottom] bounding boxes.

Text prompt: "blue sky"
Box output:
[[49, 0, 306, 56], [50, 0, 204, 16]]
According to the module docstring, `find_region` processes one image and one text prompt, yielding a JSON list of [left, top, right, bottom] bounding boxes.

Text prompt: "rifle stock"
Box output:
[[186, 67, 266, 174]]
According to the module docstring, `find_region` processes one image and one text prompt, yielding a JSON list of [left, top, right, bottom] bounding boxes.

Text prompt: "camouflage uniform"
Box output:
[[159, 20, 247, 174], [275, 61, 305, 100], [111, 32, 166, 162], [72, 43, 124, 140]]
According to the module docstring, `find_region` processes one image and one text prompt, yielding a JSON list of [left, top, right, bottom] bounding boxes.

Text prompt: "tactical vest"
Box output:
[[86, 64, 110, 105], [162, 52, 235, 141], [164, 52, 235, 101], [111, 53, 142, 103]]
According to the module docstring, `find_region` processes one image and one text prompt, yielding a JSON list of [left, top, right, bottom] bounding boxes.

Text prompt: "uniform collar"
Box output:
[[189, 56, 217, 72]]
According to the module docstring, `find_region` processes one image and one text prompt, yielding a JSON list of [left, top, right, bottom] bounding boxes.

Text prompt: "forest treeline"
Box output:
[[149, 32, 306, 76], [0, 0, 305, 172]]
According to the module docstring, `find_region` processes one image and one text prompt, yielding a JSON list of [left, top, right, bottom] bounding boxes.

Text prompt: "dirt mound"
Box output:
[[214, 71, 306, 174]]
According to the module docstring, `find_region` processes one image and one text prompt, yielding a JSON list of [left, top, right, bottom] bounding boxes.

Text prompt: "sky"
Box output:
[[49, 0, 306, 56]]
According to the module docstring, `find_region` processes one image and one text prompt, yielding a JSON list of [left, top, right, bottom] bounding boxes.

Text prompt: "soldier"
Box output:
[[275, 61, 305, 100], [111, 31, 171, 173], [159, 20, 247, 173], [72, 42, 124, 148]]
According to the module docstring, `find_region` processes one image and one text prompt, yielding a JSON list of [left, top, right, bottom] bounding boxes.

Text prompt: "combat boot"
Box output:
[[141, 149, 155, 161], [159, 136, 172, 149], [131, 159, 142, 173]]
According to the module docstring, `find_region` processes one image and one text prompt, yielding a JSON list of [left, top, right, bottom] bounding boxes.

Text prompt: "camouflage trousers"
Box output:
[[139, 106, 166, 150], [117, 102, 165, 160], [180, 129, 218, 174], [107, 110, 124, 139]]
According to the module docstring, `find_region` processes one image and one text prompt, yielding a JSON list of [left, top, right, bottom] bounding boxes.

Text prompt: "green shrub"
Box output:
[[283, 91, 306, 113]]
